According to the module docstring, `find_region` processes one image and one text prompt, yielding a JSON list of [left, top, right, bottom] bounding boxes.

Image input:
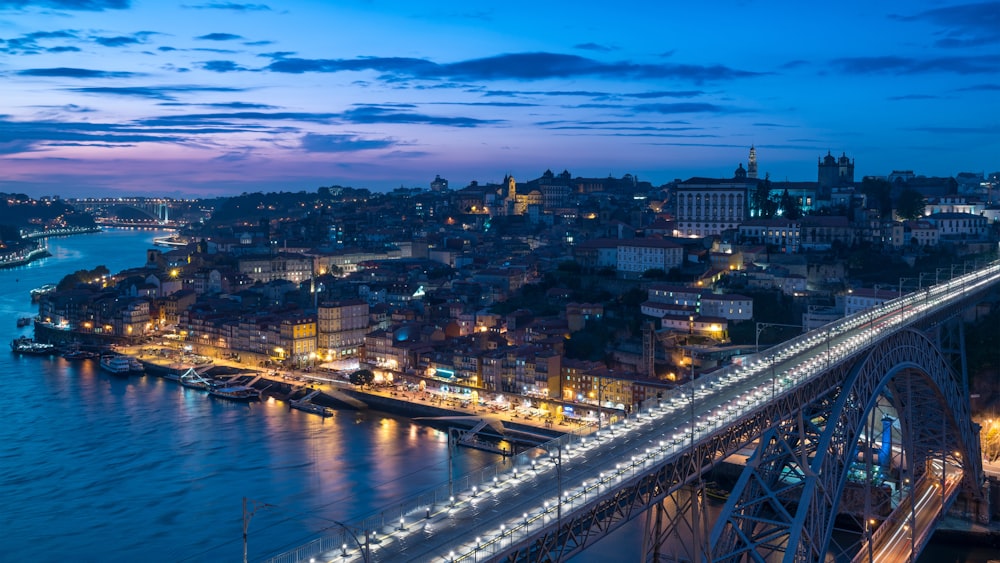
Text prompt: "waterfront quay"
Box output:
[[123, 341, 579, 450]]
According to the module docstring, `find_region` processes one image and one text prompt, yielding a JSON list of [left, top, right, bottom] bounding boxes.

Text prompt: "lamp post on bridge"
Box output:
[[242, 497, 274, 563], [327, 520, 371, 563]]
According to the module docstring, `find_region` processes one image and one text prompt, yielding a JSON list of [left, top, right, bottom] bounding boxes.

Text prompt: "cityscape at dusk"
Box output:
[[2, 0, 1000, 197]]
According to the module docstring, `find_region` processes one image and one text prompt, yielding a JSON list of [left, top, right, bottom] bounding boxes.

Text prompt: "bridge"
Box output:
[[268, 261, 1000, 563], [65, 196, 196, 226]]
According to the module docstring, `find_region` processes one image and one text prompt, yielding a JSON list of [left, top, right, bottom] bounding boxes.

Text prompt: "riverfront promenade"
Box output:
[[123, 342, 592, 441]]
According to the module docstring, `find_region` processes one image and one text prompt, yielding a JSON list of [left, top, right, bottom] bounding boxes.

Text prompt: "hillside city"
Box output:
[[5, 148, 1000, 455]]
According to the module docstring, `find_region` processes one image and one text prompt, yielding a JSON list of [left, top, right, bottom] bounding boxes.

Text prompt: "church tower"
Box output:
[[748, 145, 758, 179]]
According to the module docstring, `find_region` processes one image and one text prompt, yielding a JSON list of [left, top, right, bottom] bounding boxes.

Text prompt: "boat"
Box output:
[[289, 390, 333, 416], [16, 316, 32, 328], [30, 283, 56, 302], [178, 367, 212, 389], [64, 349, 98, 360], [99, 355, 134, 376], [705, 481, 730, 502], [208, 384, 261, 402], [10, 336, 57, 356]]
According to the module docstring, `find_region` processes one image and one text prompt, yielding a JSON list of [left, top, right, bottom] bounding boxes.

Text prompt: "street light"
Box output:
[[242, 497, 273, 563]]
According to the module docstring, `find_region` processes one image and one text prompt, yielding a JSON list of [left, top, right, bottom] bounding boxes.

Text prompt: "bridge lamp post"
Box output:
[[242, 497, 274, 563]]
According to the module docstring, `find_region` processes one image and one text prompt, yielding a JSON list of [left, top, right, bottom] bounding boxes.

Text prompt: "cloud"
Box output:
[[481, 89, 704, 100], [300, 133, 395, 152], [69, 85, 244, 100], [892, 2, 1000, 48], [0, 0, 129, 10], [47, 45, 81, 53], [0, 116, 196, 154], [196, 32, 243, 41], [266, 51, 760, 83], [574, 42, 613, 52], [200, 60, 250, 72], [0, 29, 79, 54], [137, 111, 338, 126], [185, 2, 270, 10], [94, 35, 141, 47], [632, 102, 733, 114], [339, 105, 501, 127], [887, 94, 942, 101], [830, 54, 1000, 75], [19, 67, 141, 78]]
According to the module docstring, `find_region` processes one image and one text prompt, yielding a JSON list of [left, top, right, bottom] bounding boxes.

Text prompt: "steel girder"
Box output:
[[710, 329, 984, 563]]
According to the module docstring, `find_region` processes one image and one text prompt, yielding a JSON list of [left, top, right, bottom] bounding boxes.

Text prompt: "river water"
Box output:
[[0, 229, 992, 562]]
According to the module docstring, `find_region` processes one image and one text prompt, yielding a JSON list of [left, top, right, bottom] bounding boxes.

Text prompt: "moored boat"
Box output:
[[290, 399, 334, 417], [30, 283, 56, 302], [99, 355, 133, 376], [178, 367, 212, 389], [705, 481, 730, 502], [16, 316, 32, 328], [10, 336, 56, 356], [208, 384, 260, 402], [64, 349, 98, 360]]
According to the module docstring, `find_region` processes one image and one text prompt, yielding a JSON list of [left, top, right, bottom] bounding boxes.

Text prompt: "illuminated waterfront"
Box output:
[[0, 229, 993, 562]]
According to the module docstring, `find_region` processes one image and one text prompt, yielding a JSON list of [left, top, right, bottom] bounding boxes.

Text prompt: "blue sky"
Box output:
[[1, 0, 998, 197]]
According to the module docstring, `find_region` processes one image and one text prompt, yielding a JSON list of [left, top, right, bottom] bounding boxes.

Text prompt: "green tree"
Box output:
[[350, 369, 374, 386], [780, 189, 802, 220], [895, 188, 926, 221], [752, 175, 773, 218]]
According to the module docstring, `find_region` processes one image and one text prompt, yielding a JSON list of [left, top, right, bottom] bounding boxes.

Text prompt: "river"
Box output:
[[0, 229, 992, 562]]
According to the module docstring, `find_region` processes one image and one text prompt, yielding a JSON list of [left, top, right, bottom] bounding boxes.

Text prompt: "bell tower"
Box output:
[[748, 145, 758, 179]]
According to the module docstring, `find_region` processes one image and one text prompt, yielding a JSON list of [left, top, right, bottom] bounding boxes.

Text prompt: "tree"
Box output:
[[752, 175, 773, 218], [895, 188, 926, 221], [780, 189, 802, 220], [350, 369, 374, 386]]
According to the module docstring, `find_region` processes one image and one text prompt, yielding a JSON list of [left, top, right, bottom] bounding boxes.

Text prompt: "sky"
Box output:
[[1, 0, 999, 197]]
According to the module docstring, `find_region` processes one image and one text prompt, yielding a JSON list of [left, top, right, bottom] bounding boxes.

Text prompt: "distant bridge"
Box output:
[[269, 261, 999, 563], [66, 197, 197, 224]]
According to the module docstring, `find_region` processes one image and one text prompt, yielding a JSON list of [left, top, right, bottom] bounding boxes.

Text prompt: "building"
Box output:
[[738, 218, 800, 253], [238, 253, 312, 284], [844, 287, 900, 316], [317, 299, 369, 361], [818, 151, 855, 192], [923, 212, 990, 239], [615, 239, 683, 277], [673, 171, 751, 237]]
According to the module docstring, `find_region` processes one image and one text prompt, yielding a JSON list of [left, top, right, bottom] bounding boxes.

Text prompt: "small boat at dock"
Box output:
[[64, 349, 98, 360], [705, 481, 730, 502], [208, 384, 261, 402], [100, 355, 138, 376], [289, 390, 333, 416], [178, 367, 212, 389], [30, 283, 56, 302], [10, 336, 56, 356]]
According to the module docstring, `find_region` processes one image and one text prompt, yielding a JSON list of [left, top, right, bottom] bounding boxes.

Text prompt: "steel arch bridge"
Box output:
[[704, 327, 982, 562], [266, 261, 999, 563]]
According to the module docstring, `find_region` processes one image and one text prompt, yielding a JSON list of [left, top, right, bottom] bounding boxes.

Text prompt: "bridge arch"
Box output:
[[712, 328, 983, 562]]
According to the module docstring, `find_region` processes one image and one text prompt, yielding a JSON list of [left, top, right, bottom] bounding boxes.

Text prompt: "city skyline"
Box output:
[[1, 0, 999, 197]]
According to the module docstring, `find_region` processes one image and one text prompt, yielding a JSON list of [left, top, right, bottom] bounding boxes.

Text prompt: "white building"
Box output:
[[673, 172, 750, 237], [615, 239, 683, 277], [844, 287, 900, 316]]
